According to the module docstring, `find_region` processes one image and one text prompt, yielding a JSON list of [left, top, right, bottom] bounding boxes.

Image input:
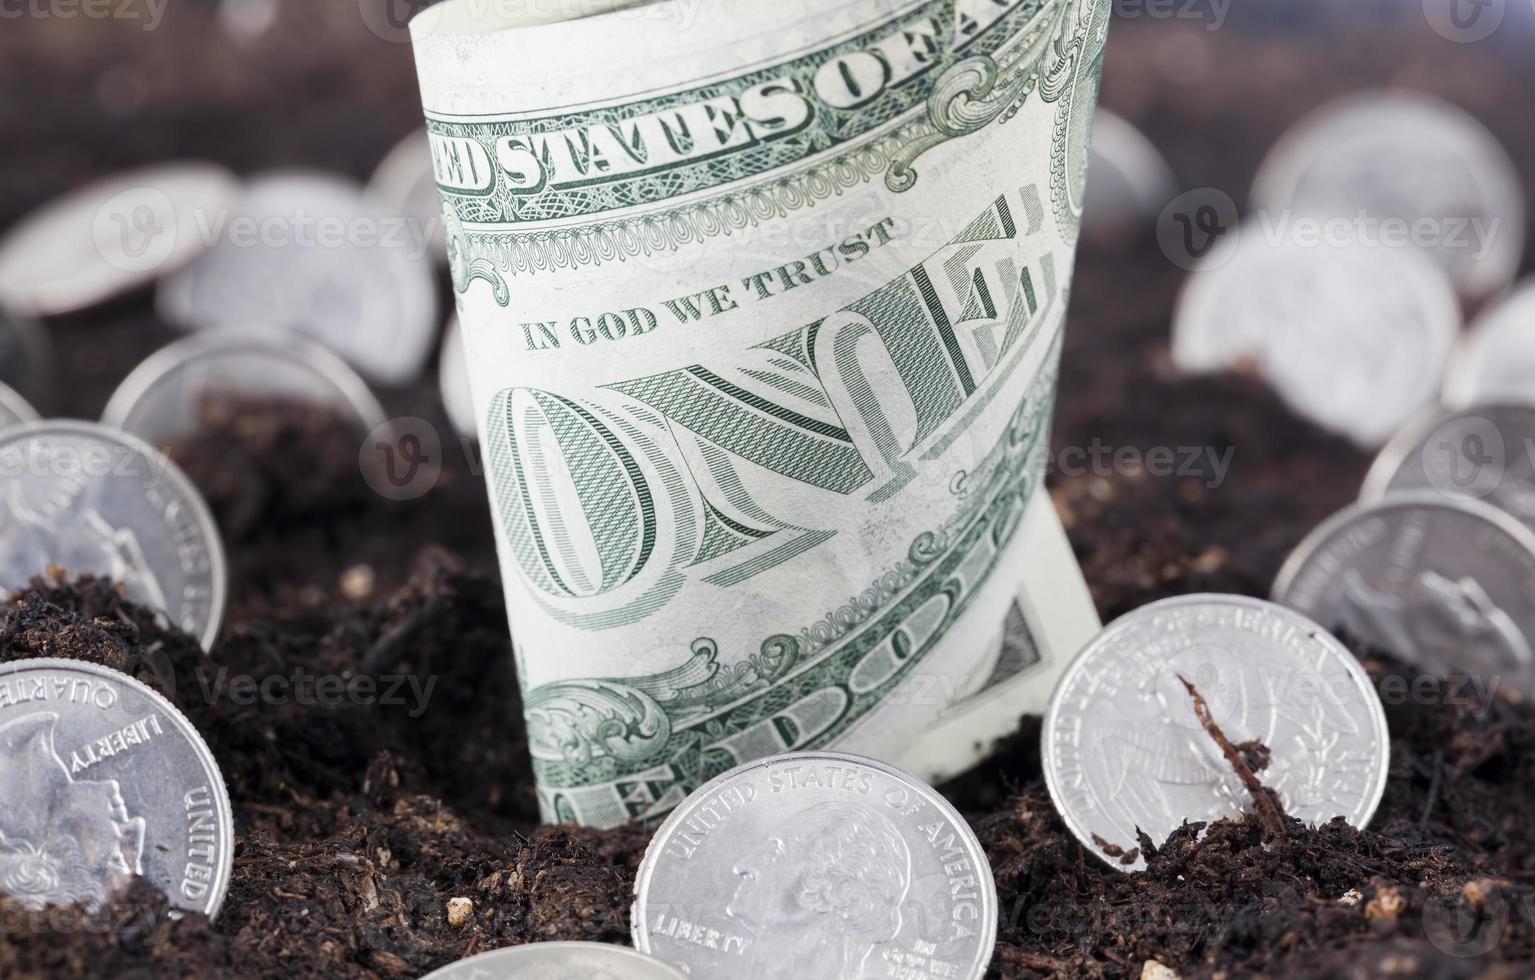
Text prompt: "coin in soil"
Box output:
[[632, 751, 997, 980], [0, 658, 235, 918], [1172, 228, 1459, 447], [1274, 493, 1535, 688], [0, 162, 239, 317], [421, 942, 689, 980], [1250, 90, 1524, 302], [1082, 109, 1176, 245], [156, 171, 438, 386], [367, 130, 447, 266], [0, 381, 39, 430], [0, 303, 54, 410], [1361, 402, 1535, 533], [1043, 594, 1390, 871], [0, 421, 226, 651], [1444, 280, 1535, 408], [101, 330, 389, 447], [439, 316, 477, 439]]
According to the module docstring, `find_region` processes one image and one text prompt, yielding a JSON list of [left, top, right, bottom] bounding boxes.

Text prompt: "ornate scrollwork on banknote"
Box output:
[[413, 0, 1108, 827]]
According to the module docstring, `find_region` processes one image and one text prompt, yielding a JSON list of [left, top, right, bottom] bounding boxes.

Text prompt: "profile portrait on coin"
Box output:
[[0, 712, 147, 910], [726, 800, 912, 980], [1, 476, 170, 614]]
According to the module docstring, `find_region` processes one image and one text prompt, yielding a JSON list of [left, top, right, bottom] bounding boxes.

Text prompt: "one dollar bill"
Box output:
[[412, 0, 1109, 828]]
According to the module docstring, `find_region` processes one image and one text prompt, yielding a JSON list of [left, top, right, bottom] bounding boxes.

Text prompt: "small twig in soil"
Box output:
[[1178, 674, 1287, 841], [1420, 749, 1444, 830]]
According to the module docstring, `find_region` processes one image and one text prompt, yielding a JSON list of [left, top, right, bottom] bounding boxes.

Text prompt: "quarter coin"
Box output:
[[156, 171, 438, 386], [1361, 402, 1535, 533], [633, 751, 997, 980], [1043, 594, 1389, 870], [1082, 110, 1177, 245], [0, 163, 238, 316], [0, 658, 235, 919], [0, 421, 227, 651], [1444, 281, 1535, 408], [0, 381, 39, 430], [1274, 493, 1535, 686], [101, 331, 389, 447], [439, 317, 477, 439], [367, 130, 447, 266], [421, 942, 689, 980], [1172, 229, 1459, 447], [1251, 90, 1524, 301]]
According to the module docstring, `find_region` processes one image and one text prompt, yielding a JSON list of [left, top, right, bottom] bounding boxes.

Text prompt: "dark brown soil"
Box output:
[[2, 2, 1535, 978]]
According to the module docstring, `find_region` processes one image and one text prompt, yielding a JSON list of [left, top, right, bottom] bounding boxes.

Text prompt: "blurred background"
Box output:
[[2, 0, 1534, 616]]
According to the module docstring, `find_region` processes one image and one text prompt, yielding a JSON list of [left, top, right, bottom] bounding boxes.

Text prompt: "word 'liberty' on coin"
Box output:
[[1362, 402, 1535, 535], [0, 658, 235, 918], [0, 421, 227, 651], [633, 751, 998, 980], [101, 330, 390, 447], [420, 942, 689, 980], [1274, 493, 1535, 691], [1042, 594, 1390, 870]]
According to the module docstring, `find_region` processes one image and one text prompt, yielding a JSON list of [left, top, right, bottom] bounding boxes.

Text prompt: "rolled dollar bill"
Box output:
[[412, 0, 1108, 827]]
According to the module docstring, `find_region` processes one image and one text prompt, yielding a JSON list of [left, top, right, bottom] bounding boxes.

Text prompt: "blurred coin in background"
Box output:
[[0, 421, 226, 650], [1445, 281, 1535, 407], [1082, 109, 1178, 246], [157, 171, 438, 387], [0, 303, 53, 409], [1251, 90, 1524, 302], [1172, 230, 1460, 447], [1362, 402, 1535, 531], [368, 130, 447, 266], [1043, 594, 1389, 872], [421, 943, 688, 980], [101, 330, 389, 447], [0, 162, 238, 317], [1274, 493, 1535, 688], [0, 381, 38, 430], [438, 316, 476, 439]]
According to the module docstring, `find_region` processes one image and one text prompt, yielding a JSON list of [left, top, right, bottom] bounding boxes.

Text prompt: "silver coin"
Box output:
[[1172, 229, 1459, 447], [633, 751, 997, 980], [1444, 280, 1535, 408], [0, 421, 226, 651], [156, 171, 438, 386], [0, 381, 39, 430], [1082, 110, 1177, 244], [1274, 493, 1535, 687], [1251, 90, 1524, 301], [0, 163, 238, 317], [422, 942, 689, 980], [0, 658, 234, 918], [101, 330, 389, 447], [0, 304, 53, 410], [439, 316, 477, 439], [1362, 402, 1535, 534], [1043, 594, 1389, 871], [367, 130, 447, 266]]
